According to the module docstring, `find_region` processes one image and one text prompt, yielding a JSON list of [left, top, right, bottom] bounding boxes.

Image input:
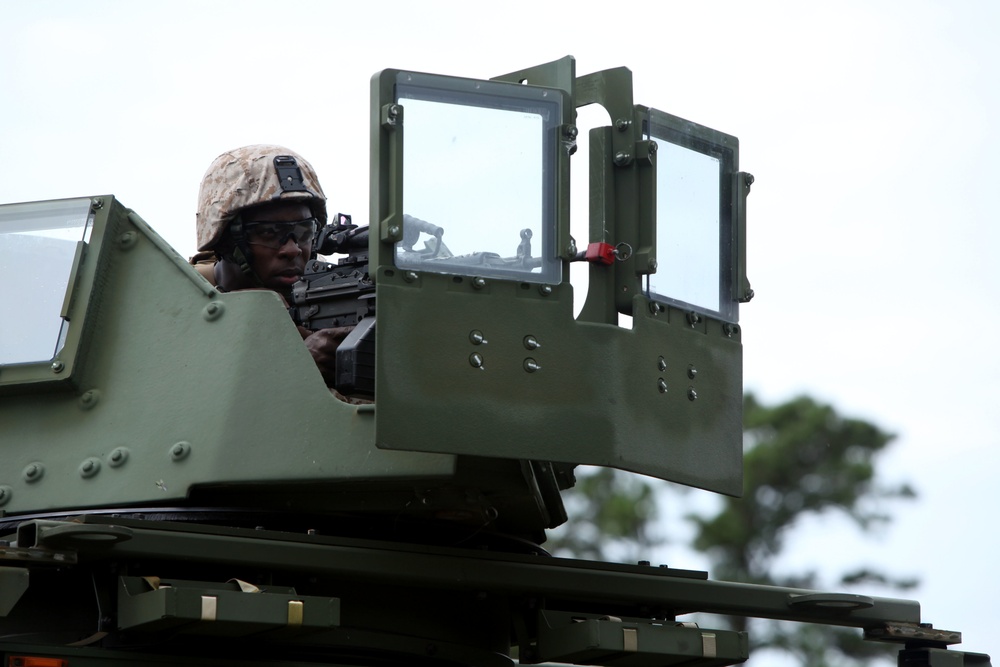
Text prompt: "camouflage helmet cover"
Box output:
[[196, 144, 328, 251]]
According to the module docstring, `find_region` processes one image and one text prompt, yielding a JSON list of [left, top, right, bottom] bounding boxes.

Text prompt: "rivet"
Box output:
[[119, 230, 138, 250], [79, 457, 101, 478], [538, 284, 553, 296], [387, 225, 401, 238], [170, 441, 191, 461], [469, 330, 487, 345], [523, 358, 541, 373], [472, 277, 487, 290], [51, 360, 65, 373], [523, 336, 540, 350], [649, 302, 664, 315], [688, 365, 698, 379], [657, 378, 668, 394], [403, 271, 419, 283], [688, 388, 698, 401], [23, 463, 44, 483], [657, 357, 667, 372], [469, 353, 484, 369], [687, 312, 702, 327], [79, 389, 101, 410], [91, 197, 104, 210], [648, 258, 658, 271], [203, 301, 225, 321], [0, 486, 11, 507], [108, 447, 130, 467]]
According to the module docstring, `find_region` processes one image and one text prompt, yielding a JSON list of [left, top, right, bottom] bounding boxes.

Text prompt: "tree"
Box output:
[[546, 392, 917, 667]]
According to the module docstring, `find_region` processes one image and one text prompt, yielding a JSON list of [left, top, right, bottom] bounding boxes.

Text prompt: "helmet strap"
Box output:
[[222, 217, 265, 288]]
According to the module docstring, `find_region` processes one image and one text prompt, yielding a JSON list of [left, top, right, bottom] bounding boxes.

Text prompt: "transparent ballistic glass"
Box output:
[[646, 110, 737, 323], [396, 78, 560, 283], [650, 142, 722, 313], [0, 198, 93, 364]]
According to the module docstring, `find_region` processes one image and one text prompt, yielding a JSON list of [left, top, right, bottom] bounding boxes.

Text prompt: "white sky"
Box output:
[[2, 0, 997, 660]]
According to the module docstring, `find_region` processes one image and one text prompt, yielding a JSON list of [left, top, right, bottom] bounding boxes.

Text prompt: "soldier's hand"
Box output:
[[302, 327, 354, 386]]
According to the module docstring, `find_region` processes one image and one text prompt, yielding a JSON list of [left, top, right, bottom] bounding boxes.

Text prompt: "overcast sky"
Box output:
[[2, 0, 997, 661]]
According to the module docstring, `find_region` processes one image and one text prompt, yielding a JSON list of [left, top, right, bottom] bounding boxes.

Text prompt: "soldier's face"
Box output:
[[242, 201, 314, 295]]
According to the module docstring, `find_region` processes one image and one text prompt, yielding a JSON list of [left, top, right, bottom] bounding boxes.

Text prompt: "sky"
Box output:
[[2, 0, 997, 661]]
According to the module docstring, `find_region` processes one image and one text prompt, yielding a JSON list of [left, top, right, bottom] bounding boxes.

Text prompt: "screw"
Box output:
[[51, 360, 65, 373], [649, 302, 664, 315], [745, 173, 755, 187], [687, 365, 698, 379], [657, 357, 667, 371], [538, 284, 552, 296], [724, 323, 740, 337], [615, 118, 631, 131], [403, 271, 419, 283], [658, 378, 668, 394], [469, 330, 486, 345], [563, 125, 578, 139], [648, 258, 657, 271], [686, 312, 701, 326], [614, 151, 631, 166], [523, 336, 540, 351], [387, 225, 400, 238], [472, 277, 487, 290], [523, 358, 541, 373], [688, 388, 698, 401], [469, 353, 484, 369]]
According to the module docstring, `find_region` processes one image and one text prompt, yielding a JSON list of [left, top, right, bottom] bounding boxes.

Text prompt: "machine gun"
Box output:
[[288, 214, 376, 398]]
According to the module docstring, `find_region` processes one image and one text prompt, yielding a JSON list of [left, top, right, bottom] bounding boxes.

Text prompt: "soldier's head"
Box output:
[[196, 144, 327, 296]]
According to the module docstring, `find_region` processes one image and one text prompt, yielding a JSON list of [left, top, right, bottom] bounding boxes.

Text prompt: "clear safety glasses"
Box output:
[[244, 218, 318, 250]]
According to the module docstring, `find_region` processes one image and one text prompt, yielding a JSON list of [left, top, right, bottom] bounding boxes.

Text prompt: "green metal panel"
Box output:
[[370, 63, 743, 496], [0, 197, 456, 515], [374, 271, 742, 494]]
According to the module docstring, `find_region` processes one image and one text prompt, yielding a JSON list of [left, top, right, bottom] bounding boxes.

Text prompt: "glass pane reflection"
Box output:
[[395, 80, 561, 283], [0, 198, 92, 364], [649, 141, 721, 314]]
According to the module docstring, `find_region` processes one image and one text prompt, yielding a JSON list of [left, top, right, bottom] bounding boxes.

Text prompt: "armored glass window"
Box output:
[[395, 72, 563, 284], [645, 110, 739, 323], [0, 198, 93, 365]]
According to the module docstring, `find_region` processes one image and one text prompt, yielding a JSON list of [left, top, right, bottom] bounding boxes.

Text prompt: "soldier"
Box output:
[[191, 144, 350, 388]]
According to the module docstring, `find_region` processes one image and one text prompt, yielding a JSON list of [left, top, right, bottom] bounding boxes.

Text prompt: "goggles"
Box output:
[[244, 218, 318, 250]]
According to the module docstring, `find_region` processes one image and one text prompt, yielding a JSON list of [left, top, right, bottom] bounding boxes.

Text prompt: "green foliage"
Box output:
[[550, 392, 918, 667], [691, 393, 916, 584], [545, 466, 663, 562]]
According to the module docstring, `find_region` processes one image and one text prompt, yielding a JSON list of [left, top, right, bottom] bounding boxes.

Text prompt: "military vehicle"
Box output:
[[0, 56, 988, 666]]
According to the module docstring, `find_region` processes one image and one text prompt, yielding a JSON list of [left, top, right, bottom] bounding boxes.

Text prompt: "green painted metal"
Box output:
[[370, 60, 743, 496], [0, 197, 459, 515], [0, 57, 989, 667]]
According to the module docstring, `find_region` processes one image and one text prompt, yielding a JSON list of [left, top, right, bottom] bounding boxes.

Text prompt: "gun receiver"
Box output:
[[289, 219, 376, 397]]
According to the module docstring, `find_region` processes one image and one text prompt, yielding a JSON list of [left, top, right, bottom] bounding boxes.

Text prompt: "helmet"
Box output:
[[196, 144, 327, 252]]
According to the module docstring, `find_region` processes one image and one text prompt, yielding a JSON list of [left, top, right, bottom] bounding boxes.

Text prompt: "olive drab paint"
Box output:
[[0, 56, 989, 667]]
